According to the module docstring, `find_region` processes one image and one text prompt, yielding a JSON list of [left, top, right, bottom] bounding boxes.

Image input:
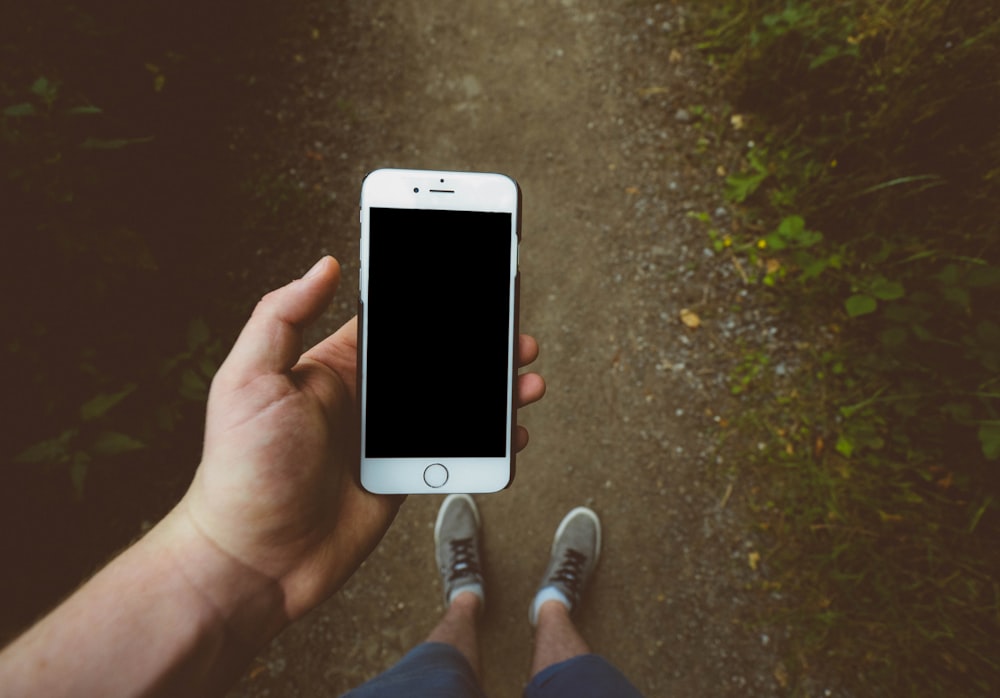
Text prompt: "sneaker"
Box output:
[[434, 494, 485, 607], [529, 506, 601, 626]]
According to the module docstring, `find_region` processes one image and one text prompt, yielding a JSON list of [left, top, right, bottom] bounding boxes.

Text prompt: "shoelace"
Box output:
[[447, 537, 481, 582], [550, 548, 588, 603]]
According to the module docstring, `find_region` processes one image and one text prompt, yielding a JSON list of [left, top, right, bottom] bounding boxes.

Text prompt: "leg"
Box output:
[[524, 507, 644, 698], [426, 592, 482, 679], [528, 506, 601, 677], [341, 496, 486, 698], [429, 493, 487, 679], [530, 600, 589, 677]]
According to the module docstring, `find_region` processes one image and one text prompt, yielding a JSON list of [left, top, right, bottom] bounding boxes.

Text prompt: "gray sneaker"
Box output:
[[434, 494, 485, 607], [530, 506, 602, 625]]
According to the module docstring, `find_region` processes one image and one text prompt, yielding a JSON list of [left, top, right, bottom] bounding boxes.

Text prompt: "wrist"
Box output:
[[149, 502, 290, 656], [0, 502, 290, 698]]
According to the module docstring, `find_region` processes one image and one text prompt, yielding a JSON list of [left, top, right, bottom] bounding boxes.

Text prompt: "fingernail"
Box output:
[[303, 256, 327, 279]]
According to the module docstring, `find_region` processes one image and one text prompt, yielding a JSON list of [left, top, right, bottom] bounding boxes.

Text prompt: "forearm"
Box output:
[[0, 506, 288, 698]]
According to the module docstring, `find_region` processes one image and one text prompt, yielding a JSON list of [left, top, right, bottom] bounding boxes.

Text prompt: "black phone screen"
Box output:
[[364, 207, 513, 458]]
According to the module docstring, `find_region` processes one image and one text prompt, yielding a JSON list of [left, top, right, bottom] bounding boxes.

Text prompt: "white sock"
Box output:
[[529, 586, 571, 626], [448, 583, 485, 607]]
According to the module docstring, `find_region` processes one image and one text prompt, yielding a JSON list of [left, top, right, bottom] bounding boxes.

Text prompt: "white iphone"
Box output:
[[358, 168, 521, 494]]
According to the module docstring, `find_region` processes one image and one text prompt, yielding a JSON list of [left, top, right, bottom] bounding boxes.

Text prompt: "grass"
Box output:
[[690, 0, 1000, 693]]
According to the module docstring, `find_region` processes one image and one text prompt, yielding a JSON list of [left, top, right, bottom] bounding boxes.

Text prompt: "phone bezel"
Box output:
[[358, 168, 521, 494]]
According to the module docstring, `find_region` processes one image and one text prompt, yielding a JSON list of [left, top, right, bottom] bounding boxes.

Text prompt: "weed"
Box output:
[[693, 0, 1000, 693]]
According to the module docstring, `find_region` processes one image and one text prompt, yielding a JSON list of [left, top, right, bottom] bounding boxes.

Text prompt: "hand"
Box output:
[[174, 256, 545, 622]]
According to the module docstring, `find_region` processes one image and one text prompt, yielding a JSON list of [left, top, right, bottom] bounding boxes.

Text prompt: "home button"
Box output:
[[423, 463, 449, 488]]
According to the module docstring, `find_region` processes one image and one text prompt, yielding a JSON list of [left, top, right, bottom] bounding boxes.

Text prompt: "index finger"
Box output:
[[517, 334, 540, 368]]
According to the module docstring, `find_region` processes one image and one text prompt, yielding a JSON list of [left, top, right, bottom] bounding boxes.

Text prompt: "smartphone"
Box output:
[[358, 168, 521, 494]]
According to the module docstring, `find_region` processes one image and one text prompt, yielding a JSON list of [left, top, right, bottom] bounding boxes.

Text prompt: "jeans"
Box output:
[[341, 642, 644, 698]]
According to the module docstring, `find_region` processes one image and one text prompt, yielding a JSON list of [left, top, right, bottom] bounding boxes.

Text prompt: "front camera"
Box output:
[[413, 187, 420, 193]]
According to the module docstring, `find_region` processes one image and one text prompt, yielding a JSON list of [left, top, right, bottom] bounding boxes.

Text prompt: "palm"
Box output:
[[182, 258, 543, 620]]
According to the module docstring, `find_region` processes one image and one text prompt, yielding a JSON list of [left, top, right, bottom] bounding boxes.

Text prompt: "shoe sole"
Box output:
[[434, 493, 481, 546], [551, 506, 602, 565]]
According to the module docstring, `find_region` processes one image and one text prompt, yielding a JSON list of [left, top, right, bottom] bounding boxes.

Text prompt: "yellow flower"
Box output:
[[757, 239, 767, 249], [723, 235, 733, 248]]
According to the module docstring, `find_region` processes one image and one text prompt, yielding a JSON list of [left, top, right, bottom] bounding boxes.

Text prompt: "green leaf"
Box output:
[[67, 105, 103, 115], [70, 452, 91, 499], [3, 102, 37, 117], [764, 232, 787, 250], [978, 422, 1000, 460], [835, 434, 853, 458], [726, 170, 768, 203], [179, 368, 208, 401], [79, 136, 153, 150], [869, 277, 905, 301], [80, 384, 136, 422], [198, 356, 219, 380], [796, 229, 823, 247], [880, 326, 908, 348], [777, 215, 805, 237], [799, 257, 828, 281], [14, 429, 78, 463], [938, 263, 961, 285], [30, 76, 59, 104], [845, 294, 877, 317], [726, 149, 769, 203], [941, 402, 973, 422], [187, 317, 210, 351], [773, 216, 823, 249], [156, 405, 179, 432], [91, 431, 145, 456], [968, 496, 993, 533], [809, 43, 858, 69]]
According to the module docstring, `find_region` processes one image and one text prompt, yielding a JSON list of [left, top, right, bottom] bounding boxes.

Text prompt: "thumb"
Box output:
[[217, 256, 341, 387]]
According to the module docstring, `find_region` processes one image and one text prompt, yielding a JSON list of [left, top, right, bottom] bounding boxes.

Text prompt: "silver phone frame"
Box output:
[[358, 168, 521, 494]]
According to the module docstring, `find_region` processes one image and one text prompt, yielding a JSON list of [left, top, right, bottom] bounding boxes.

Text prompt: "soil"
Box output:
[[0, 0, 800, 694], [222, 1, 788, 696]]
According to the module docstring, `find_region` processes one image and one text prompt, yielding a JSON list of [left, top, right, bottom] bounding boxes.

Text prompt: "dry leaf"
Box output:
[[719, 483, 734, 509], [773, 661, 789, 688], [730, 113, 746, 130], [638, 86, 670, 97], [679, 308, 701, 328], [669, 49, 683, 64], [625, 186, 640, 195], [766, 258, 781, 274], [748, 551, 761, 570]]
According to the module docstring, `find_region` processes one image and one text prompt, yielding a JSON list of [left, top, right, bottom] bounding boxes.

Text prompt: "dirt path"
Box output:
[[229, 1, 782, 695]]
